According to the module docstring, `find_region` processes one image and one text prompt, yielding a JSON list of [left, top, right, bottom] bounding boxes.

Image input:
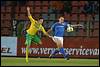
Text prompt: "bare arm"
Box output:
[[27, 7, 31, 16], [27, 7, 36, 23], [44, 32, 51, 37], [71, 24, 84, 28], [47, 29, 52, 33], [67, 24, 83, 27], [41, 26, 52, 38]]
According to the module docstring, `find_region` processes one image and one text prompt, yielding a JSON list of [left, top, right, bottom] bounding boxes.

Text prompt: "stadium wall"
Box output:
[[1, 37, 99, 58], [17, 37, 99, 59]]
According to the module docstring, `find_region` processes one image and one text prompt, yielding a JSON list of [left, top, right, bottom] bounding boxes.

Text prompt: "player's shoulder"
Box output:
[[28, 15, 37, 22], [64, 21, 69, 25], [40, 24, 46, 29], [62, 21, 67, 24], [64, 20, 69, 23], [52, 22, 58, 26], [40, 24, 43, 27], [65, 20, 68, 22]]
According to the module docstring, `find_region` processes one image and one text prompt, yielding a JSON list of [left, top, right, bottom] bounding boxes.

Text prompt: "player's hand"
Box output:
[[49, 36, 53, 38], [27, 7, 30, 11]]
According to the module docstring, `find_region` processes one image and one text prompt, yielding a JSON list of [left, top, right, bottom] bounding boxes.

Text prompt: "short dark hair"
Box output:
[[38, 16, 43, 20], [39, 17, 43, 20], [57, 15, 64, 19], [59, 16, 64, 18], [35, 16, 43, 20]]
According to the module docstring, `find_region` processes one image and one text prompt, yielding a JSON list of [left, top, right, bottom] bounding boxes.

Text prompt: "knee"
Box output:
[[60, 46, 63, 48], [58, 45, 63, 48], [57, 43, 63, 48], [26, 45, 30, 48], [39, 41, 42, 45]]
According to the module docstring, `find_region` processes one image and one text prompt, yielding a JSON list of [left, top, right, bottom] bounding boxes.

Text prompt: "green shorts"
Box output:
[[25, 33, 41, 46]]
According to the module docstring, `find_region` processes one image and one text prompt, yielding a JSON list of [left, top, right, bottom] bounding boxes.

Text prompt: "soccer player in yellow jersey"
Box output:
[[25, 7, 52, 63]]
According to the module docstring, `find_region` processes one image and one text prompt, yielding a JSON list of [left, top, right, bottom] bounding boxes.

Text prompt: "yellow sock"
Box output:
[[26, 47, 28, 63]]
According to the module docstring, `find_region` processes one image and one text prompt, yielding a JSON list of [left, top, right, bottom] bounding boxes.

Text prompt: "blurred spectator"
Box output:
[[17, 1, 27, 6], [82, 1, 99, 14], [56, 1, 64, 13], [82, 1, 99, 21], [43, 21, 54, 29], [1, 1, 6, 6], [50, 1, 64, 14], [43, 21, 49, 29], [93, 1, 99, 14], [82, 1, 92, 14], [63, 1, 72, 13], [48, 7, 56, 13]]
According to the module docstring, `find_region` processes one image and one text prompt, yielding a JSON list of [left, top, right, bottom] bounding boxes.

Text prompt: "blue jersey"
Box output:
[[51, 22, 68, 37]]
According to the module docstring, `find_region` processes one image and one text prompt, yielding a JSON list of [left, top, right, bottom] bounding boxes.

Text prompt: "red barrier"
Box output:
[[17, 37, 99, 58]]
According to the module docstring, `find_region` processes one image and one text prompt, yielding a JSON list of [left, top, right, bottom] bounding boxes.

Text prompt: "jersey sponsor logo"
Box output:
[[56, 26, 64, 28]]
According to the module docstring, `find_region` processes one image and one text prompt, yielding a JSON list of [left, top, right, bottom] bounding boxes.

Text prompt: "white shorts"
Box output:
[[52, 36, 63, 46]]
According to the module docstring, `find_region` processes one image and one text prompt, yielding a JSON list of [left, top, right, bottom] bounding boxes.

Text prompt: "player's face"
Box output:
[[39, 19, 43, 24], [59, 17, 64, 23]]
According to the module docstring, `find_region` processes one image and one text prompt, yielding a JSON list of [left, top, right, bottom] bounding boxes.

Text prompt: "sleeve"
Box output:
[[64, 22, 68, 29], [51, 23, 56, 31], [28, 15, 37, 24], [41, 25, 47, 34]]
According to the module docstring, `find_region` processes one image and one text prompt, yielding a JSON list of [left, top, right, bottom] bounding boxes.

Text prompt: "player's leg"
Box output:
[[49, 37, 60, 58], [49, 48, 59, 58], [56, 39, 67, 58], [58, 38, 69, 60], [32, 34, 42, 45], [31, 34, 43, 50], [26, 45, 29, 63], [25, 33, 32, 63], [49, 37, 68, 59]]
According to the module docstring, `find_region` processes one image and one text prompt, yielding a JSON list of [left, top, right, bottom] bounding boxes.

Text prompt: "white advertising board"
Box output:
[[1, 37, 17, 56]]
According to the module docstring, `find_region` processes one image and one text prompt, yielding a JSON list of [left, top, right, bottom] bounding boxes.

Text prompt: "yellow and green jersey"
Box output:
[[26, 15, 47, 35]]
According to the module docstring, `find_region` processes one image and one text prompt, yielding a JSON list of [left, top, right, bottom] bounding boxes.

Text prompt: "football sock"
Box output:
[[59, 47, 66, 58]]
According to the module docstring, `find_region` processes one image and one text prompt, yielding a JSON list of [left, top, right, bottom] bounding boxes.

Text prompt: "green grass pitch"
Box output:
[[1, 57, 99, 66]]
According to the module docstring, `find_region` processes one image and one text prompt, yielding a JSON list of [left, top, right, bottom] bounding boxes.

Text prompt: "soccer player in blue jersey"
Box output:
[[47, 16, 83, 60], [47, 16, 69, 60]]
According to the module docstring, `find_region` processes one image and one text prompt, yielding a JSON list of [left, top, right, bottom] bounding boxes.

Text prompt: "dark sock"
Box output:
[[50, 48, 59, 57], [59, 48, 66, 58]]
